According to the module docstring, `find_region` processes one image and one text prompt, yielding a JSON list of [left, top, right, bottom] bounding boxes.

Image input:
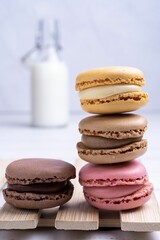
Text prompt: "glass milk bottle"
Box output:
[[22, 19, 69, 127]]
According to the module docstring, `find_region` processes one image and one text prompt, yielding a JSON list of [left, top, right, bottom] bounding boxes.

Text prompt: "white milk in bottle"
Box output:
[[22, 19, 69, 127]]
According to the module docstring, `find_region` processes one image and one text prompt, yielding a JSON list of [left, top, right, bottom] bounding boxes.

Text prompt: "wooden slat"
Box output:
[[0, 203, 39, 229], [55, 159, 99, 230], [121, 193, 160, 231], [55, 198, 98, 230]]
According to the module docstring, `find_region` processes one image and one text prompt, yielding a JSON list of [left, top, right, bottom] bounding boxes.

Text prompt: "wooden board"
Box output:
[[0, 159, 160, 231]]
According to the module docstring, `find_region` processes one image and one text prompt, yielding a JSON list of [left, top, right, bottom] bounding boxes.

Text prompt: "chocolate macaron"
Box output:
[[76, 66, 148, 114], [3, 158, 76, 209], [77, 114, 147, 164]]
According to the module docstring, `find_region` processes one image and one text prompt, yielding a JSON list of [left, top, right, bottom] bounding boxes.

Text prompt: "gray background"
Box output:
[[0, 0, 159, 113]]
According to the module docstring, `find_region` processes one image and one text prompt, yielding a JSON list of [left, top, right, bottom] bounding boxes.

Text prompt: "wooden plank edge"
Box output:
[[55, 220, 98, 231]]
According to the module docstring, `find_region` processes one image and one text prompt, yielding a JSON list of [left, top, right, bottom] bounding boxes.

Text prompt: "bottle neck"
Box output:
[[35, 19, 60, 62], [21, 19, 62, 67]]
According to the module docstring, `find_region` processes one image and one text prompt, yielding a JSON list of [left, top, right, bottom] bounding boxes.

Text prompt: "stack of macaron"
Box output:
[[76, 66, 153, 211]]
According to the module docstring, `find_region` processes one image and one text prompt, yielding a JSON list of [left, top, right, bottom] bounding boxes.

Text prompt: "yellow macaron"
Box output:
[[76, 66, 148, 114]]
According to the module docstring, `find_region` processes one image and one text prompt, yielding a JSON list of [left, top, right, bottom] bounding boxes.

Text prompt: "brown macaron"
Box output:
[[77, 114, 147, 164], [76, 66, 148, 114], [3, 158, 76, 209]]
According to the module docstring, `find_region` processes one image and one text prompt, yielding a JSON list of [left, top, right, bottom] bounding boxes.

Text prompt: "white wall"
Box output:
[[0, 0, 159, 113]]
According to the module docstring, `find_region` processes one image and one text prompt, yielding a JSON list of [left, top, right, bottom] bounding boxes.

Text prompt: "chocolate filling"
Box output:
[[81, 135, 142, 149], [7, 181, 67, 194]]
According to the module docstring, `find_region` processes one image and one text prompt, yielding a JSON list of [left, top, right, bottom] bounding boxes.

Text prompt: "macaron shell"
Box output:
[[76, 66, 145, 91], [3, 182, 74, 209], [77, 140, 147, 164], [80, 92, 148, 114], [83, 182, 153, 211], [79, 160, 147, 187], [6, 158, 76, 185], [79, 114, 147, 139]]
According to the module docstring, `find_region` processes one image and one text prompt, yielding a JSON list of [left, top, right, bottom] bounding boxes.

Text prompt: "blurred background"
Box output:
[[0, 2, 160, 238], [0, 0, 159, 115]]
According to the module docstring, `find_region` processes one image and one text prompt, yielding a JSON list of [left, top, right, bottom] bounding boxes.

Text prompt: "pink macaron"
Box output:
[[79, 160, 153, 211]]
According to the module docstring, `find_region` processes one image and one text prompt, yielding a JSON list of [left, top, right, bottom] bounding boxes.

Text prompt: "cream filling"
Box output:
[[79, 85, 142, 100]]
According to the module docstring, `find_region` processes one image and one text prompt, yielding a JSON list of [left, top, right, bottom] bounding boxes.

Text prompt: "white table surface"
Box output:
[[0, 111, 159, 240]]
